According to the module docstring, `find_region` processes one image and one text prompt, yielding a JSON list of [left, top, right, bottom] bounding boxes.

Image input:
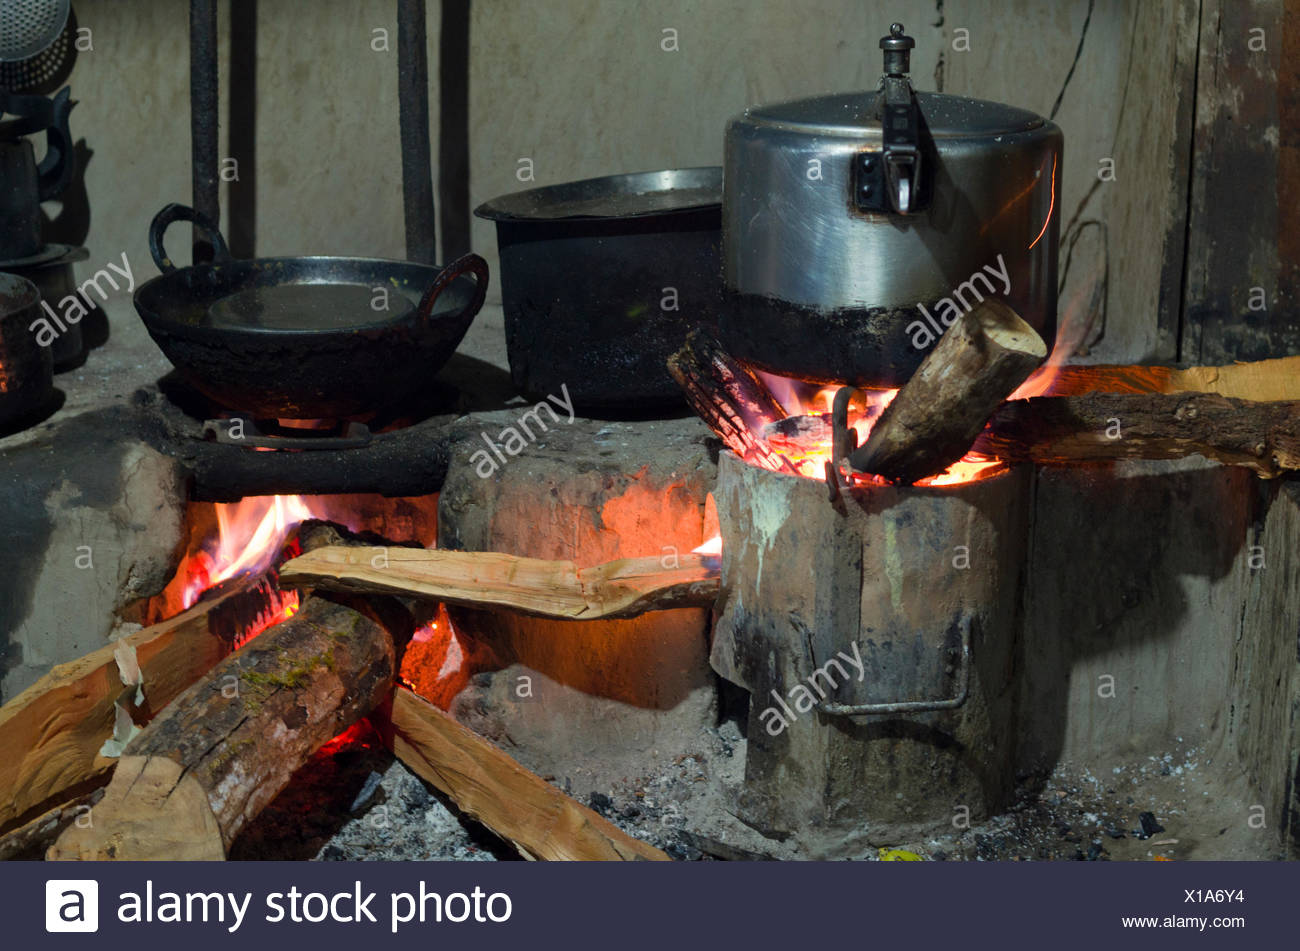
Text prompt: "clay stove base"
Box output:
[[1, 294, 1296, 860], [711, 453, 1029, 853]]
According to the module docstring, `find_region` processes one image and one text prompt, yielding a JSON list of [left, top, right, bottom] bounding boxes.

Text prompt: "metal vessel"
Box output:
[[721, 23, 1062, 386]]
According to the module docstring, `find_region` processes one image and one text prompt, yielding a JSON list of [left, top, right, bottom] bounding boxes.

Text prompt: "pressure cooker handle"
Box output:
[[148, 203, 233, 274], [854, 23, 927, 216], [416, 252, 490, 327]]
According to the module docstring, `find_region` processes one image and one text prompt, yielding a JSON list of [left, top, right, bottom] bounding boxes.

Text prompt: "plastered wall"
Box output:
[[60, 0, 1176, 361]]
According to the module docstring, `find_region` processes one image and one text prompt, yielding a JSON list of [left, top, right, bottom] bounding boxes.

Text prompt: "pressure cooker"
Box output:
[[719, 23, 1062, 386]]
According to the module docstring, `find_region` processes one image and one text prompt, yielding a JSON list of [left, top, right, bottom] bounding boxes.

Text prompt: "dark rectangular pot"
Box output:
[[476, 168, 723, 415]]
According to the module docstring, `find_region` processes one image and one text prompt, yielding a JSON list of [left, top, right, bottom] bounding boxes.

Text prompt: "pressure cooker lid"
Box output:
[[738, 89, 1045, 139]]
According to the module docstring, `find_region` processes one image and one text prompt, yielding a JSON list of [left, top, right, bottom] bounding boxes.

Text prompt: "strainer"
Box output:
[[0, 4, 76, 93], [0, 0, 70, 63]]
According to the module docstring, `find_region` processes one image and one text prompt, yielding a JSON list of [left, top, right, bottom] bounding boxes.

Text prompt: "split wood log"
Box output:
[[48, 593, 407, 860], [0, 574, 278, 835], [849, 298, 1047, 483], [373, 687, 669, 861], [279, 547, 720, 619], [667, 329, 799, 474], [973, 393, 1300, 477], [1026, 354, 1300, 401]]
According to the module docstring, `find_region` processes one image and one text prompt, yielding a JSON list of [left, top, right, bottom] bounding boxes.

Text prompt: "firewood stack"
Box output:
[[0, 519, 714, 862]]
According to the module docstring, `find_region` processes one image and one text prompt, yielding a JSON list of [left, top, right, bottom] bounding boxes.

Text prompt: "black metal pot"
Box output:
[[0, 272, 54, 428], [134, 204, 489, 420], [476, 168, 723, 414], [4, 243, 89, 371]]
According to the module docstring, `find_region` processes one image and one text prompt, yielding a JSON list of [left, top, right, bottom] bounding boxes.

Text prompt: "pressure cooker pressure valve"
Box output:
[[854, 22, 928, 216], [879, 22, 914, 76]]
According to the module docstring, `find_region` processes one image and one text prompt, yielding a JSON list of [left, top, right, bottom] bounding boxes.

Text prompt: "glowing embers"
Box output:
[[754, 372, 1004, 487], [399, 604, 490, 711]]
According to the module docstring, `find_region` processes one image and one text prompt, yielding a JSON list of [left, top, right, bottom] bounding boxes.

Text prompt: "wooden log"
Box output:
[[48, 594, 406, 860], [667, 329, 798, 474], [1021, 354, 1300, 401], [279, 547, 720, 620], [0, 788, 104, 861], [50, 756, 226, 861], [0, 574, 281, 835], [374, 687, 669, 861], [973, 393, 1300, 477], [849, 299, 1047, 483]]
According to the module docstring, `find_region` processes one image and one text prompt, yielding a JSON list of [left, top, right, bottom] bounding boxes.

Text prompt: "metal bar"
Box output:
[[203, 419, 373, 451], [815, 613, 973, 716], [190, 0, 219, 264], [226, 0, 257, 259], [397, 0, 436, 265], [438, 0, 471, 259]]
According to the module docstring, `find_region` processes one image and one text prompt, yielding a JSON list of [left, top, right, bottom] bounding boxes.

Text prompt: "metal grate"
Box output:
[[0, 0, 69, 63]]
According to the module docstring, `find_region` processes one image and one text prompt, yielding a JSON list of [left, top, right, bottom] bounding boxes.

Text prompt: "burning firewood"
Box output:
[[667, 329, 799, 474], [373, 688, 669, 861], [29, 511, 670, 863], [973, 392, 1300, 477], [47, 591, 413, 860], [0, 573, 279, 836], [46, 521, 424, 861], [674, 327, 1300, 483], [278, 547, 720, 619], [848, 299, 1047, 483]]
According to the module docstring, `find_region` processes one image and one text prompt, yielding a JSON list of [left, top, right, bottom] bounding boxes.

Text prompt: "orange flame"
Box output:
[[1009, 265, 1101, 400], [180, 495, 343, 609], [754, 373, 1003, 487]]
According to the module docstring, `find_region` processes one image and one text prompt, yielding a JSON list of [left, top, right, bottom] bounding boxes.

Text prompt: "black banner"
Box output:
[[11, 860, 1295, 948]]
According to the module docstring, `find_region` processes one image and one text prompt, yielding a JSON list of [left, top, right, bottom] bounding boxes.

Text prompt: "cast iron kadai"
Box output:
[[134, 204, 489, 420]]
